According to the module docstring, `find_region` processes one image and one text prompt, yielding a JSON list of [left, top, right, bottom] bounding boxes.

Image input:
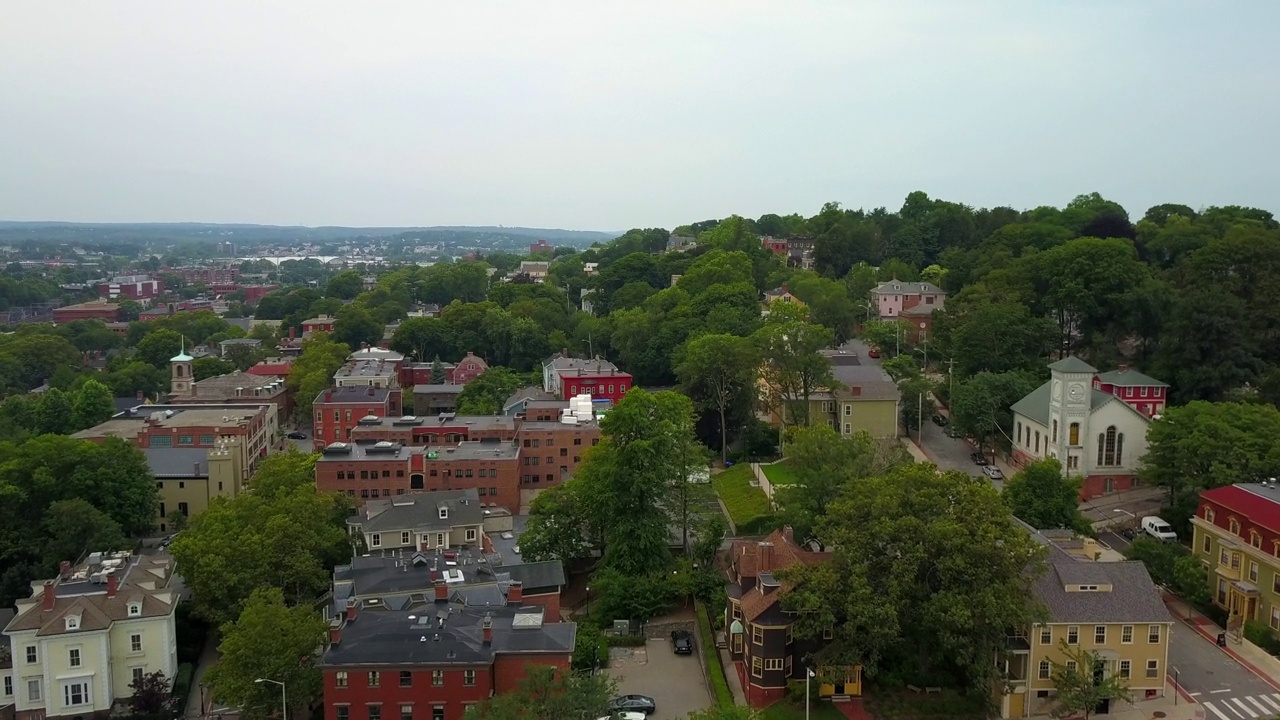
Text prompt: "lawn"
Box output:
[[863, 688, 987, 720], [761, 699, 848, 720], [761, 460, 800, 487], [711, 463, 777, 535]]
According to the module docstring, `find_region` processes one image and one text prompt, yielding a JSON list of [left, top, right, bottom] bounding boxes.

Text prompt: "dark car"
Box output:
[[931, 414, 947, 426], [287, 431, 308, 439], [608, 695, 656, 715], [944, 426, 962, 438], [671, 629, 693, 654], [970, 452, 989, 466]]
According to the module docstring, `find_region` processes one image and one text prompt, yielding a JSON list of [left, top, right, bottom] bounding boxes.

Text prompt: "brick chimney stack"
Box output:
[[59, 560, 72, 579], [757, 542, 775, 574], [330, 624, 342, 646], [106, 573, 118, 599], [507, 581, 523, 604], [346, 599, 358, 622], [435, 579, 449, 602], [482, 613, 493, 645], [42, 581, 56, 612]]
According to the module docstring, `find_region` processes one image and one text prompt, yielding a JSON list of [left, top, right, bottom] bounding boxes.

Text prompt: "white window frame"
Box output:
[[1119, 660, 1131, 679], [128, 602, 142, 617], [68, 647, 81, 668], [401, 531, 411, 546], [1146, 659, 1159, 679], [465, 528, 477, 542], [130, 633, 143, 653], [27, 678, 41, 702], [1148, 625, 1161, 644], [1039, 627, 1051, 645], [1121, 625, 1133, 644], [1038, 661, 1050, 679], [63, 680, 91, 708], [370, 533, 381, 548]]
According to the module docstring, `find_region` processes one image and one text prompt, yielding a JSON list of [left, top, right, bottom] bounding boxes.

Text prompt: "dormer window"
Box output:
[[1230, 518, 1241, 535], [1205, 507, 1215, 523], [65, 615, 80, 631], [438, 506, 448, 520], [127, 602, 142, 617]]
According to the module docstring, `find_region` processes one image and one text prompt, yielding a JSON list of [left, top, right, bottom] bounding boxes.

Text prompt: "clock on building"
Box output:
[[1067, 383, 1085, 402]]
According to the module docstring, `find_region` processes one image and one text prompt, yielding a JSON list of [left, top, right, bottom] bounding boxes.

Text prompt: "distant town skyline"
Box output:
[[1, 2, 1277, 230]]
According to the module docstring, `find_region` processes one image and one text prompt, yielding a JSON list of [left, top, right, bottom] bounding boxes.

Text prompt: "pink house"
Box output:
[[452, 352, 490, 384], [872, 279, 945, 318], [1092, 365, 1168, 418]]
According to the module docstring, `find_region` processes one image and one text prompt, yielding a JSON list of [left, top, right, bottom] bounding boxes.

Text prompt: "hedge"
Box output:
[[696, 600, 734, 708], [171, 663, 195, 717]]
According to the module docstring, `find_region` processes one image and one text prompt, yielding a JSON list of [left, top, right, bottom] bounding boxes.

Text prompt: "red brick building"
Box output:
[[399, 352, 489, 387], [761, 236, 789, 254], [541, 355, 633, 403], [53, 299, 121, 322], [167, 267, 241, 285], [319, 593, 575, 720], [247, 358, 293, 379], [314, 387, 399, 449], [97, 274, 163, 300], [349, 416, 518, 446], [304, 314, 338, 337], [315, 441, 523, 511], [1091, 365, 1169, 419]]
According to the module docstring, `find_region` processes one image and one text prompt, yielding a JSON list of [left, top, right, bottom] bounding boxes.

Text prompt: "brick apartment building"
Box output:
[[168, 267, 240, 285], [400, 352, 489, 387], [315, 442, 524, 511], [52, 299, 121, 322], [304, 315, 338, 337], [349, 415, 518, 446], [314, 387, 401, 449]]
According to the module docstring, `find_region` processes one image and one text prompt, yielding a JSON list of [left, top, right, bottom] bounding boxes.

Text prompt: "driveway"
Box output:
[[605, 640, 711, 720]]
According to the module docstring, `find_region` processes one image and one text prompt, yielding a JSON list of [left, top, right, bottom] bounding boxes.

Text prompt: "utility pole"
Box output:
[[945, 357, 956, 398]]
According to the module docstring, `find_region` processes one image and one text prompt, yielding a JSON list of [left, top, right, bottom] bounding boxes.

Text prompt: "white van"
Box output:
[[1141, 516, 1177, 541]]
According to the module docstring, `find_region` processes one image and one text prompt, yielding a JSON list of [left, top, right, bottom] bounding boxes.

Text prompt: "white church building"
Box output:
[[1009, 356, 1168, 500]]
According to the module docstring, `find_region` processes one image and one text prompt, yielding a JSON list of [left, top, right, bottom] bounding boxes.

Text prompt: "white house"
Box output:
[[1009, 356, 1155, 500]]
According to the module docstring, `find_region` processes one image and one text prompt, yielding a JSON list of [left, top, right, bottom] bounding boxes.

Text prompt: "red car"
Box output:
[[868, 347, 880, 358]]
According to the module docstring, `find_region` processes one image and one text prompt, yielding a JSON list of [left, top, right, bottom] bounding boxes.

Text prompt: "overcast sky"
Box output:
[[1, 1, 1277, 231]]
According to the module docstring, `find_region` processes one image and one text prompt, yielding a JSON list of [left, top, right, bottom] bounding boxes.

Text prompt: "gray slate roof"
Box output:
[[1096, 367, 1168, 388], [1031, 545, 1172, 624], [1048, 355, 1097, 374], [829, 365, 901, 402], [872, 280, 944, 295], [352, 489, 484, 534], [144, 447, 211, 477]]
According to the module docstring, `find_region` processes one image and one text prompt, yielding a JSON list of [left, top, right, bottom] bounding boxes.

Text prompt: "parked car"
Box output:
[[671, 629, 693, 654], [931, 414, 947, 426], [597, 713, 646, 720], [982, 465, 1004, 480], [944, 426, 963, 438], [1141, 516, 1178, 541], [970, 452, 989, 466], [607, 695, 656, 715], [286, 431, 307, 439], [868, 347, 880, 358]]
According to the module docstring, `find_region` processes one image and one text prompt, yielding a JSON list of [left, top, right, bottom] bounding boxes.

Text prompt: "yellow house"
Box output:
[[775, 364, 901, 439], [1001, 524, 1174, 718], [148, 437, 247, 532], [2, 552, 179, 720]]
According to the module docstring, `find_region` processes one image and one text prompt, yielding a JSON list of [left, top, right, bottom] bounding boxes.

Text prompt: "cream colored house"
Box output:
[[346, 488, 485, 552], [2, 552, 179, 720], [1000, 524, 1173, 718]]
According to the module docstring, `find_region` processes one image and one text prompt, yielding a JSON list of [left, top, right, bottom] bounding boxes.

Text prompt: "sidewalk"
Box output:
[[1164, 594, 1280, 691], [718, 648, 748, 705]]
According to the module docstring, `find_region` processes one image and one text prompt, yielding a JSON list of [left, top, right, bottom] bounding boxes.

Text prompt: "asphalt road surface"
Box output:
[[1168, 620, 1280, 720]]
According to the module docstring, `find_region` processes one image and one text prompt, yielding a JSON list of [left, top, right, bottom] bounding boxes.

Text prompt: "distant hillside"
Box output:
[[0, 222, 617, 246]]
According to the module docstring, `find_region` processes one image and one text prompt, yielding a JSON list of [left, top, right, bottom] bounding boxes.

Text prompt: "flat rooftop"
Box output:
[[317, 386, 394, 404], [418, 442, 520, 462], [74, 405, 269, 439], [336, 361, 397, 379], [317, 441, 415, 462], [413, 384, 465, 394], [351, 415, 516, 432]]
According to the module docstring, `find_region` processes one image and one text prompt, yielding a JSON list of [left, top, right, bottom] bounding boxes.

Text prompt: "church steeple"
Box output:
[[171, 336, 194, 396]]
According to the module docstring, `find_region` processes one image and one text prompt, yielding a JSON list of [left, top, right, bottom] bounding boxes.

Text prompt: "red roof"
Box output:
[[247, 362, 292, 377], [1201, 485, 1280, 534]]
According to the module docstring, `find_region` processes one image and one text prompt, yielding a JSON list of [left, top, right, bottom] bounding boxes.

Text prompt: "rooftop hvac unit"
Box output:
[[560, 414, 578, 425]]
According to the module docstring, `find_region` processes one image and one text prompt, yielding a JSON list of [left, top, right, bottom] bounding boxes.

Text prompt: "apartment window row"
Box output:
[[1038, 659, 1156, 681], [334, 670, 476, 691], [1040, 624, 1160, 645]]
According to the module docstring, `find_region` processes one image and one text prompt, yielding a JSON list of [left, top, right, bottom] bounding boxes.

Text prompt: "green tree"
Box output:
[[331, 305, 383, 350], [286, 334, 352, 421], [204, 587, 328, 720], [950, 371, 1041, 453], [42, 498, 128, 568], [860, 319, 912, 357], [71, 379, 115, 430], [1140, 401, 1280, 533], [755, 317, 835, 428], [33, 387, 74, 434], [1002, 459, 1088, 533], [1049, 641, 1132, 720], [169, 452, 348, 625], [128, 671, 172, 715], [325, 270, 364, 299], [518, 482, 598, 564], [464, 665, 616, 720], [676, 333, 758, 463], [455, 367, 529, 415], [946, 302, 1057, 378], [136, 328, 184, 368], [192, 356, 235, 381], [779, 463, 1044, 691], [775, 426, 908, 550]]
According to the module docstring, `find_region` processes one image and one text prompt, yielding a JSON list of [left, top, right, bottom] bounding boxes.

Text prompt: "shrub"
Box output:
[[696, 600, 734, 708], [1244, 620, 1280, 655]]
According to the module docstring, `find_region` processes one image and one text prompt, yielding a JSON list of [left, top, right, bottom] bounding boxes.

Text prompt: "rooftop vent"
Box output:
[[323, 442, 353, 455], [358, 415, 381, 425]]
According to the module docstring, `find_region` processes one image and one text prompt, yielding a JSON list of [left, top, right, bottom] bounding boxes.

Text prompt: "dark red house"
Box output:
[[314, 387, 397, 449]]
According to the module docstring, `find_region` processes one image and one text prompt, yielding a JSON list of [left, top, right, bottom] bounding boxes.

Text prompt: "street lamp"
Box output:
[[255, 678, 287, 720], [806, 668, 816, 720]]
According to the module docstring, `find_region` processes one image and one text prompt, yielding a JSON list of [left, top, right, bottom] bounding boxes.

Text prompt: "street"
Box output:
[[914, 417, 990, 483], [1168, 619, 1280, 719]]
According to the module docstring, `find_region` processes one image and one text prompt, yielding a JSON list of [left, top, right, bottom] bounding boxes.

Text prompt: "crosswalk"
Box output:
[[1200, 693, 1280, 720]]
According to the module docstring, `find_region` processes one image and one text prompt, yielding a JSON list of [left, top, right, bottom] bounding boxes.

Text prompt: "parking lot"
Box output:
[[605, 640, 711, 719]]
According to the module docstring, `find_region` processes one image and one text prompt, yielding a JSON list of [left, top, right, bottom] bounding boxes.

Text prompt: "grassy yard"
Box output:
[[761, 699, 849, 720], [761, 460, 800, 486], [711, 463, 777, 534], [864, 688, 987, 720]]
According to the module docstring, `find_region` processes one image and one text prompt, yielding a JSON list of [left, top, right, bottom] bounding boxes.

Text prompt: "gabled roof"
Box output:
[[1010, 381, 1150, 428], [729, 529, 830, 622], [1048, 355, 1097, 374], [351, 489, 484, 534], [871, 280, 944, 295], [1031, 545, 1171, 624], [1201, 484, 1280, 535], [1096, 367, 1168, 388]]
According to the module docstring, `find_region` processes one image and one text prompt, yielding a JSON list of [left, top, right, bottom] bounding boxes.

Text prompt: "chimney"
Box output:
[[136, 390, 144, 401], [325, 390, 333, 402], [435, 579, 448, 602], [757, 542, 775, 574], [59, 560, 72, 579], [850, 386, 861, 398], [346, 600, 358, 622], [562, 347, 569, 359], [781, 283, 789, 293], [507, 581, 523, 604], [330, 625, 342, 646], [482, 613, 493, 645], [1117, 364, 1129, 373], [782, 526, 796, 546], [42, 581, 56, 612], [106, 573, 118, 598], [289, 327, 296, 341]]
